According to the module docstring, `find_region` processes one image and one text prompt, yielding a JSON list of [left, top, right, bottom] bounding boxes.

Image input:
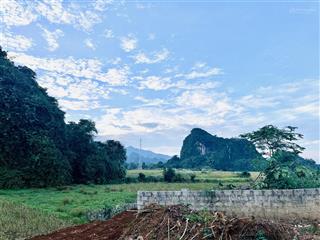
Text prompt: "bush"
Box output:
[[173, 173, 185, 182], [124, 177, 139, 184], [0, 168, 25, 189], [145, 176, 160, 182], [138, 173, 146, 182], [190, 174, 196, 182], [239, 171, 251, 178], [261, 151, 320, 189], [163, 168, 176, 182]]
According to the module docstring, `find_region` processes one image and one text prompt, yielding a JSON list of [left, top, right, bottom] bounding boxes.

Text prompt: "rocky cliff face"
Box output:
[[167, 128, 264, 170]]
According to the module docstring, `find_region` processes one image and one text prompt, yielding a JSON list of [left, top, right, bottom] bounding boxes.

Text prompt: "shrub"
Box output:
[[173, 173, 185, 182], [124, 177, 139, 183], [190, 174, 196, 182], [145, 176, 160, 182], [239, 171, 251, 178], [163, 168, 176, 182], [138, 173, 146, 182], [261, 151, 320, 189]]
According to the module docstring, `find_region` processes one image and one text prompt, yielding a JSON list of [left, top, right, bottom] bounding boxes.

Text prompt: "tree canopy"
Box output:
[[240, 125, 305, 157], [0, 47, 126, 188]]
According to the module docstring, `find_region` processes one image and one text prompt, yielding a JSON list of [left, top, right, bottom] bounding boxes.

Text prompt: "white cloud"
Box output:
[[35, 0, 102, 31], [95, 103, 231, 137], [35, 0, 74, 25], [93, 0, 114, 11], [238, 95, 280, 108], [102, 67, 130, 85], [133, 48, 170, 64], [84, 38, 96, 50], [120, 35, 138, 52], [108, 57, 121, 65], [39, 26, 64, 51], [0, 32, 33, 51], [139, 76, 173, 90], [176, 90, 215, 108], [175, 80, 220, 90], [59, 99, 101, 111], [135, 96, 166, 107], [8, 52, 129, 86], [192, 62, 207, 69], [0, 0, 37, 27], [177, 67, 222, 80], [0, 0, 112, 32], [37, 73, 110, 101], [103, 29, 114, 39]]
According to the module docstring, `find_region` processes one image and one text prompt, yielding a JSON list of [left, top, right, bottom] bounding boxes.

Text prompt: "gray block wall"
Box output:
[[137, 188, 320, 220]]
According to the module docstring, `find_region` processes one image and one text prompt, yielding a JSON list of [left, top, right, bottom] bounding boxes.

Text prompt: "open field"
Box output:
[[127, 169, 259, 181], [0, 170, 256, 239]]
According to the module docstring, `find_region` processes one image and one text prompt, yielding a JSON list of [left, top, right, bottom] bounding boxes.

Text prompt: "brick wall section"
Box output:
[[137, 188, 320, 220]]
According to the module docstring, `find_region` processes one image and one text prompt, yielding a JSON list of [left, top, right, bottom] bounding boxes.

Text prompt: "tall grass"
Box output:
[[0, 200, 70, 240]]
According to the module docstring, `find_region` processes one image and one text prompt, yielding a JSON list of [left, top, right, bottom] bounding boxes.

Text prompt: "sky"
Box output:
[[1, 0, 319, 162]]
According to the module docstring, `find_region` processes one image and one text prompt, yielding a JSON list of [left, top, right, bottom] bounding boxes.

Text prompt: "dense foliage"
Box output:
[[260, 151, 320, 189], [167, 128, 265, 171], [242, 125, 319, 189], [163, 168, 176, 182], [0, 48, 126, 188]]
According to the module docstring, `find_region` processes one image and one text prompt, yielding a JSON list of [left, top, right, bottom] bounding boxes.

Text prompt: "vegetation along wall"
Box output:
[[137, 188, 320, 220]]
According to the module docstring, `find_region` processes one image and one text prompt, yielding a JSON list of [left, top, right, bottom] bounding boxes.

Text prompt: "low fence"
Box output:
[[137, 188, 320, 220]]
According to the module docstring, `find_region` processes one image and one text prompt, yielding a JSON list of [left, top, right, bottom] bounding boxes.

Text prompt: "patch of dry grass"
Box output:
[[0, 200, 71, 240]]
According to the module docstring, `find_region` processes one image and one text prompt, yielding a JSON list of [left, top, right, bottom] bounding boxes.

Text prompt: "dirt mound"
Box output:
[[31, 205, 315, 240], [118, 204, 293, 240]]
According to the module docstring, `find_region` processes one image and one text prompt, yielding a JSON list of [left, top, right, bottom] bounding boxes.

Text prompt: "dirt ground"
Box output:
[[31, 211, 135, 240], [31, 205, 319, 240]]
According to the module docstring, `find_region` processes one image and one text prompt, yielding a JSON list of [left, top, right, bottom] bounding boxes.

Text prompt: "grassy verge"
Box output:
[[0, 200, 70, 240]]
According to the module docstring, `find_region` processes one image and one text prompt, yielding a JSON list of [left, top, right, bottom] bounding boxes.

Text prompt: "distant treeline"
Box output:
[[0, 48, 126, 189]]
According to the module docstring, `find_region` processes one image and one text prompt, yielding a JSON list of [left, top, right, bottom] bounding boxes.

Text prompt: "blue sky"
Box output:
[[1, 0, 319, 161]]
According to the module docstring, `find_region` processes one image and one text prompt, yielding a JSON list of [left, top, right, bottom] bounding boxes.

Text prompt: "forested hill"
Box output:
[[0, 47, 126, 189], [126, 146, 170, 164], [167, 128, 319, 171], [166, 128, 265, 171]]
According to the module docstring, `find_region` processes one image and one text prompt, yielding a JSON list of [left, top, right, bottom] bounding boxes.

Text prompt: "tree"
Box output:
[[138, 173, 146, 182], [240, 125, 305, 157], [0, 47, 70, 188], [163, 168, 176, 182], [66, 119, 98, 183], [262, 151, 320, 189], [0, 47, 128, 188], [240, 125, 315, 188], [104, 140, 126, 180]]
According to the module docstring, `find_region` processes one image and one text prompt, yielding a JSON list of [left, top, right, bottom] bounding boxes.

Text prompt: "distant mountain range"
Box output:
[[126, 146, 171, 164]]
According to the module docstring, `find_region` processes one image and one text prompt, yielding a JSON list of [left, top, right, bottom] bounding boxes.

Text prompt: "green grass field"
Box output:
[[127, 169, 259, 181], [0, 169, 256, 239]]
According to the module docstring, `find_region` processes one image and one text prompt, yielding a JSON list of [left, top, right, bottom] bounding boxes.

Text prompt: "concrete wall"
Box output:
[[137, 188, 320, 220]]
